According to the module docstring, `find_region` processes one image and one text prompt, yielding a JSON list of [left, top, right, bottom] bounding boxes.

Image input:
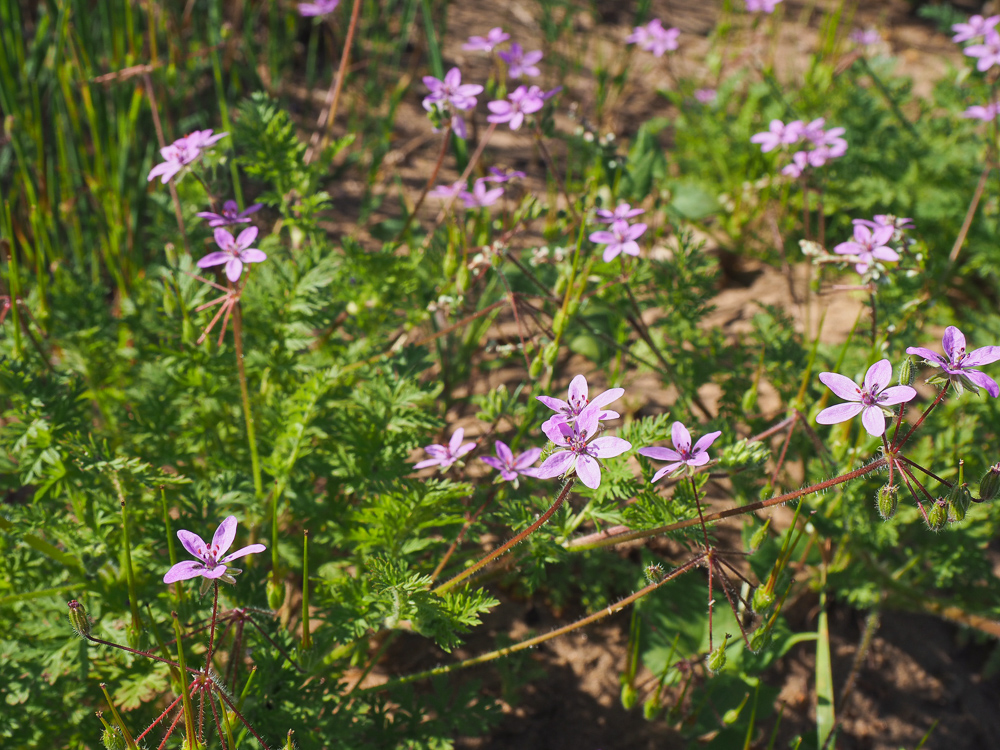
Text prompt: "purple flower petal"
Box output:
[[241, 249, 267, 264], [815, 401, 865, 425], [212, 516, 238, 557], [177, 530, 209, 560], [200, 564, 229, 580], [671, 422, 692, 453], [686, 452, 711, 467], [481, 456, 505, 471], [225, 257, 244, 282], [692, 430, 722, 455], [534, 450, 575, 478], [214, 228, 236, 250], [221, 544, 267, 563], [818, 372, 863, 402], [235, 226, 259, 249], [448, 428, 465, 454], [864, 360, 892, 393], [860, 406, 886, 436], [514, 447, 542, 469], [638, 446, 682, 462], [905, 346, 946, 366], [942, 326, 966, 361], [965, 369, 1000, 397], [651, 463, 684, 483], [965, 346, 1000, 367], [575, 455, 602, 488], [589, 436, 631, 459], [878, 385, 917, 406], [163, 560, 207, 583], [197, 252, 230, 268]]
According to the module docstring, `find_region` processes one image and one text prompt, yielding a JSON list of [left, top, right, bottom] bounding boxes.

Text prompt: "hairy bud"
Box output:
[[948, 483, 973, 523], [876, 484, 898, 521], [749, 625, 772, 652], [101, 727, 127, 750], [897, 356, 915, 386], [707, 634, 730, 673], [283, 729, 298, 750], [68, 600, 91, 638], [979, 463, 1000, 502], [642, 696, 660, 721], [643, 564, 665, 584], [620, 683, 638, 710], [926, 498, 948, 531], [751, 586, 775, 615], [749, 519, 771, 551]]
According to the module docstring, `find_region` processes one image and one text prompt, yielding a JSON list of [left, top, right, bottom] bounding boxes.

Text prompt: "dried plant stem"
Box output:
[[567, 458, 887, 551], [233, 303, 263, 498], [306, 0, 363, 164], [433, 477, 576, 594], [949, 162, 991, 264], [393, 124, 452, 243], [365, 553, 706, 692]]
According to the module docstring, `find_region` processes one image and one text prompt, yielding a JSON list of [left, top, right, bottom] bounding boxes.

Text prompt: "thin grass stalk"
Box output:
[[232, 302, 263, 498]]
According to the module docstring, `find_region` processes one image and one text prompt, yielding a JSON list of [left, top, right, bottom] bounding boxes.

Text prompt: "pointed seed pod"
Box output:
[[948, 483, 973, 522], [898, 356, 915, 386], [68, 600, 91, 638], [266, 579, 284, 611], [620, 683, 638, 710], [979, 463, 1000, 502], [749, 625, 772, 652], [926, 498, 948, 531], [751, 586, 775, 615], [642, 696, 660, 721], [708, 634, 730, 673], [876, 484, 898, 521], [749, 518, 771, 551]]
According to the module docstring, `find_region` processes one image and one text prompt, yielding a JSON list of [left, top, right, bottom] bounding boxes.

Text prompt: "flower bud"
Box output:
[[283, 729, 298, 750], [707, 634, 729, 673], [620, 683, 638, 710], [948, 483, 972, 523], [749, 519, 771, 551], [68, 600, 91, 638], [749, 625, 772, 652], [741, 386, 758, 414], [979, 463, 1000, 502], [926, 498, 948, 531], [752, 586, 774, 615], [897, 356, 915, 386], [267, 579, 284, 611], [876, 484, 898, 521], [542, 341, 559, 367], [101, 727, 127, 750], [642, 696, 660, 721], [528, 353, 544, 379]]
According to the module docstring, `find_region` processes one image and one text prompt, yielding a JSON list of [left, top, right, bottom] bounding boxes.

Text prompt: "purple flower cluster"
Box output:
[[833, 215, 912, 275], [147, 130, 227, 184], [750, 118, 847, 178], [963, 102, 1000, 121], [461, 178, 504, 209], [197, 200, 263, 228], [463, 27, 510, 53], [414, 428, 476, 470], [499, 43, 544, 78], [907, 326, 1000, 398], [952, 15, 999, 44], [626, 20, 680, 58], [487, 85, 547, 130], [481, 441, 541, 483], [298, 0, 339, 16], [965, 31, 1000, 70]]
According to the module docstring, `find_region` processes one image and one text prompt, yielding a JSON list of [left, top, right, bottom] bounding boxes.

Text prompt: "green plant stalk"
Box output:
[[113, 477, 142, 637], [2, 202, 24, 358], [367, 552, 706, 692], [160, 487, 184, 603], [100, 683, 139, 750], [233, 302, 263, 498], [208, 0, 244, 208], [433, 477, 577, 595], [302, 530, 312, 650], [145, 604, 182, 683], [171, 613, 197, 748], [567, 457, 887, 551], [815, 589, 835, 749]]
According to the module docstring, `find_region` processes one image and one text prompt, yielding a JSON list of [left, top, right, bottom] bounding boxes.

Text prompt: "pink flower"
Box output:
[[963, 103, 1000, 121], [952, 15, 1000, 44], [461, 178, 504, 208], [750, 119, 797, 152], [694, 88, 717, 104], [498, 43, 543, 78], [907, 326, 1000, 398], [414, 428, 476, 470], [163, 516, 266, 584], [485, 166, 526, 183], [534, 405, 631, 489], [965, 30, 1000, 71], [487, 85, 545, 130], [480, 440, 542, 482], [422, 67, 483, 112], [833, 224, 898, 274], [430, 181, 466, 201], [463, 27, 510, 53], [197, 226, 267, 283], [745, 0, 782, 12], [816, 360, 917, 437], [299, 0, 339, 16], [537, 374, 623, 432], [196, 200, 263, 228], [626, 19, 680, 57], [595, 202, 644, 223], [638, 422, 722, 482], [147, 130, 227, 184], [589, 219, 647, 262]]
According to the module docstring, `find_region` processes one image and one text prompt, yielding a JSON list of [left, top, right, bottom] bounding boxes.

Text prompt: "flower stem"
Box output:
[[207, 582, 220, 668], [432, 477, 576, 595], [115, 483, 142, 641], [567, 458, 887, 551], [170, 613, 198, 749], [306, 0, 363, 164], [233, 303, 263, 499], [892, 386, 947, 451], [366, 553, 706, 691], [393, 123, 452, 244], [302, 530, 312, 650], [142, 72, 189, 256]]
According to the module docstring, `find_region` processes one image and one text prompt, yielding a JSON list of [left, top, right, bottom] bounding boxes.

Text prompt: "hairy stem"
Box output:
[[433, 477, 576, 594]]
